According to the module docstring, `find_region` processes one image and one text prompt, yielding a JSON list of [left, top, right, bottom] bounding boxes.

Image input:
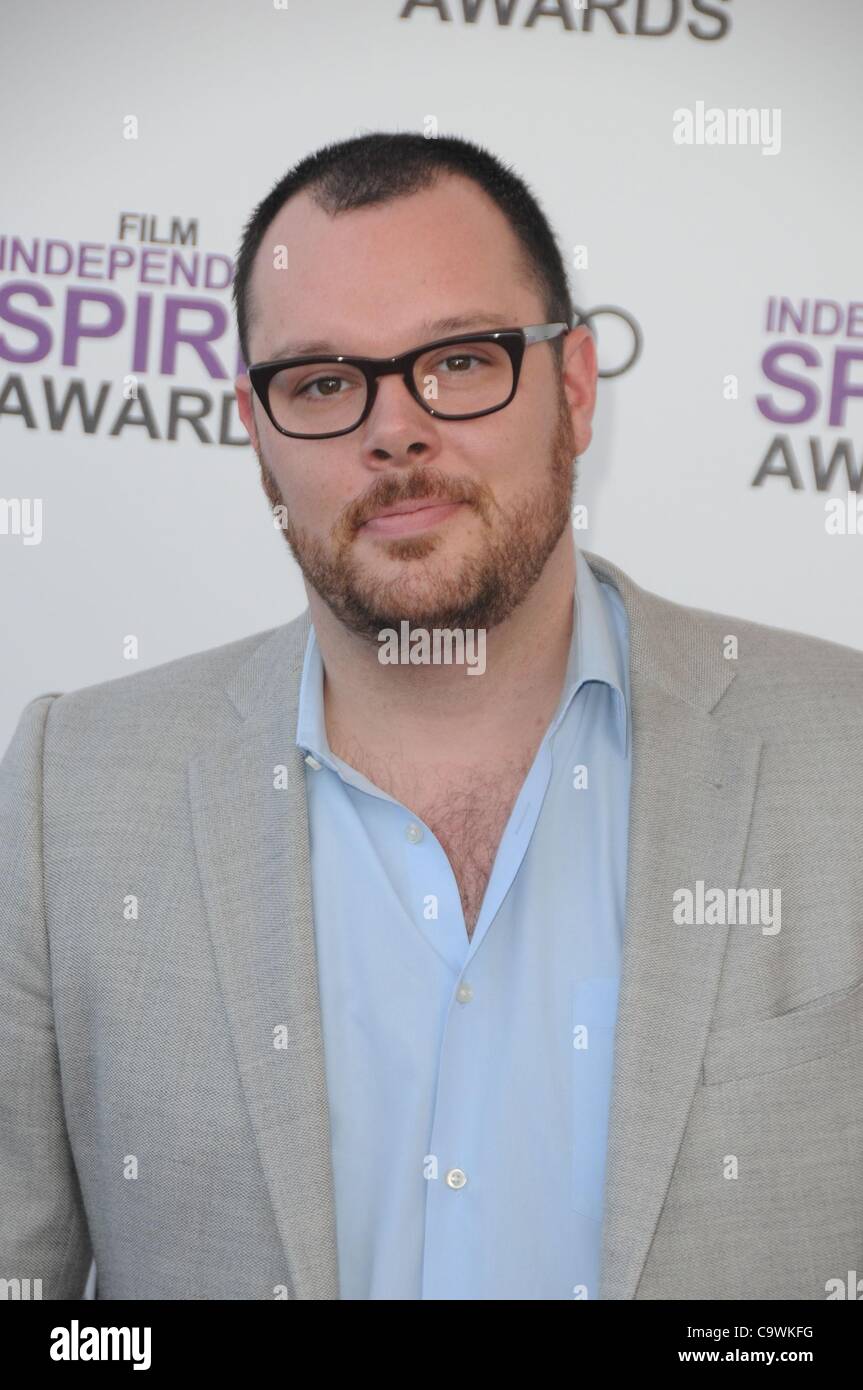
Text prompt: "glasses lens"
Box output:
[[413, 338, 513, 416], [267, 361, 367, 436]]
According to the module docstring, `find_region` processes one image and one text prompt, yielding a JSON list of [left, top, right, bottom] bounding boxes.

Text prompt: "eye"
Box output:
[[435, 352, 484, 374], [295, 374, 351, 399]]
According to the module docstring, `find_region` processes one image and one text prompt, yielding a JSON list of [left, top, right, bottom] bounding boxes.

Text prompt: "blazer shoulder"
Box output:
[[681, 597, 863, 670], [583, 547, 863, 726], [29, 610, 311, 754], [677, 595, 863, 726]]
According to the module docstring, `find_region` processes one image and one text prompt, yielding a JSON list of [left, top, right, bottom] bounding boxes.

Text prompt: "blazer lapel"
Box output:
[[583, 551, 763, 1299], [187, 609, 340, 1300]]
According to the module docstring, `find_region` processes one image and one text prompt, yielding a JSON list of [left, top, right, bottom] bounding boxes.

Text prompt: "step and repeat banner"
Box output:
[[2, 0, 861, 746]]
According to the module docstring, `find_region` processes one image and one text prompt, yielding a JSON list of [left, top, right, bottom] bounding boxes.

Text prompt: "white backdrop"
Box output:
[[2, 0, 862, 751]]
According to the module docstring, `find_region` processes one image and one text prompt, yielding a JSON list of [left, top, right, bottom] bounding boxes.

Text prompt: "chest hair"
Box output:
[[327, 730, 535, 939]]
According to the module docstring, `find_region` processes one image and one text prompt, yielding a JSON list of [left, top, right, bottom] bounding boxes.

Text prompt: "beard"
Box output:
[[258, 387, 578, 642]]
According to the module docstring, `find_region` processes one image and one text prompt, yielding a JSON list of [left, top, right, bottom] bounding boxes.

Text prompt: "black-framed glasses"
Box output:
[[247, 322, 570, 440]]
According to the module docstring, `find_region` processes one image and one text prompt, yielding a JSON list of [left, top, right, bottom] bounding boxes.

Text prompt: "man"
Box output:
[[1, 133, 861, 1302]]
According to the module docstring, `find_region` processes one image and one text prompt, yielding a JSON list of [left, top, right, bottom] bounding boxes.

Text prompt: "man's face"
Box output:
[[235, 174, 596, 640]]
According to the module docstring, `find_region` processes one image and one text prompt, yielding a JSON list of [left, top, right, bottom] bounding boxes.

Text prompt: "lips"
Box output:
[[363, 496, 460, 523], [359, 497, 465, 538]]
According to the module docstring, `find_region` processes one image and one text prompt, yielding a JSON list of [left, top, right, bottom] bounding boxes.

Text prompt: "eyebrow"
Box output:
[[261, 312, 518, 362]]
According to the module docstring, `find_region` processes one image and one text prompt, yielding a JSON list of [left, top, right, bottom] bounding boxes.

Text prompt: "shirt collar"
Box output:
[[548, 541, 630, 755], [295, 621, 333, 772], [296, 540, 630, 765]]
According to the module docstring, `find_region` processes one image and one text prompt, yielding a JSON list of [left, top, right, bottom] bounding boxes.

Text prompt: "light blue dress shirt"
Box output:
[[295, 542, 632, 1300]]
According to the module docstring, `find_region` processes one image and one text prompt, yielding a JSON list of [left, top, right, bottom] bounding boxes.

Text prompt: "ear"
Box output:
[[234, 372, 261, 452], [560, 325, 597, 455]]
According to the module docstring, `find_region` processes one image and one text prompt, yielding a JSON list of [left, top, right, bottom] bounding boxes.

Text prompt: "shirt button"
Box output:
[[405, 822, 424, 844], [456, 983, 474, 1004], [445, 1168, 468, 1190], [304, 753, 322, 771]]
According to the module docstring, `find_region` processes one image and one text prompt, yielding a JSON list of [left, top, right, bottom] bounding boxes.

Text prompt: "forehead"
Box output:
[[246, 173, 540, 361]]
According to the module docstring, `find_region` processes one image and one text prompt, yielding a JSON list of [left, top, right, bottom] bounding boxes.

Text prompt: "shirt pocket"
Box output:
[[571, 976, 619, 1222], [701, 976, 863, 1086]]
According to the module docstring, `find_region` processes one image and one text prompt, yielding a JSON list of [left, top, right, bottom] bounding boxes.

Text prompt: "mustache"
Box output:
[[345, 467, 492, 532]]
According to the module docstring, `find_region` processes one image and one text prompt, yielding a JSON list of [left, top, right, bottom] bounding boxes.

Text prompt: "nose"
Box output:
[[361, 371, 438, 464]]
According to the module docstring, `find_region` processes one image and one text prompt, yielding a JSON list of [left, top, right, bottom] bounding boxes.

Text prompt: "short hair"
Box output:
[[232, 131, 574, 369]]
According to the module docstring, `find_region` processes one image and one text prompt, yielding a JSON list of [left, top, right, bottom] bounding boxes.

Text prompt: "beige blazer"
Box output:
[[1, 549, 861, 1299]]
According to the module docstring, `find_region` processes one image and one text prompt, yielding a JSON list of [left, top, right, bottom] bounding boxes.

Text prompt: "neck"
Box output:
[[306, 530, 577, 768]]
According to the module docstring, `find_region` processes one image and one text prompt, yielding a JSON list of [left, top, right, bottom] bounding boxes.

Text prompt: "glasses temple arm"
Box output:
[[522, 322, 570, 345]]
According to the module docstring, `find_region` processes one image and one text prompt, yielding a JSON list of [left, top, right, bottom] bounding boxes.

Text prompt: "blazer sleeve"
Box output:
[[0, 694, 93, 1299]]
